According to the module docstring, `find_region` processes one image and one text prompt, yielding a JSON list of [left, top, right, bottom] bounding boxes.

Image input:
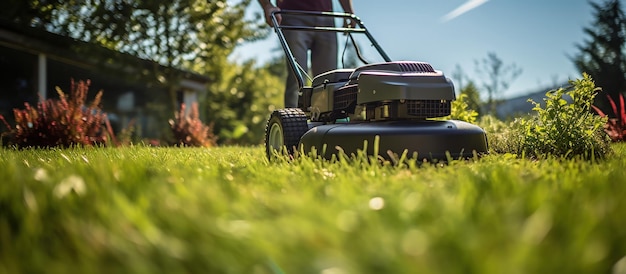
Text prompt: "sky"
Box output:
[[231, 0, 612, 100]]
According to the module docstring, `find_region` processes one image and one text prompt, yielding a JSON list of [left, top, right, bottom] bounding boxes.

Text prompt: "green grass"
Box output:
[[1, 144, 626, 274]]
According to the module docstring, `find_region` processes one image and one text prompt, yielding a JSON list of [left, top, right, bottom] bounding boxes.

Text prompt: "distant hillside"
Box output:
[[496, 82, 571, 118]]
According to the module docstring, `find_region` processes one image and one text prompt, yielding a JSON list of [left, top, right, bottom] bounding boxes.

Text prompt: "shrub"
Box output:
[[445, 93, 479, 124], [477, 115, 523, 154], [203, 60, 283, 145], [517, 73, 610, 159], [0, 79, 113, 148], [169, 103, 217, 147], [592, 92, 626, 142]]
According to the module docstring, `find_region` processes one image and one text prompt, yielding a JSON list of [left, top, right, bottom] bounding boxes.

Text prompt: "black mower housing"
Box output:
[[305, 61, 456, 122]]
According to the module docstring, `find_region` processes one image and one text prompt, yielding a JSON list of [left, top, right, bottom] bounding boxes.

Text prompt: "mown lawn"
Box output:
[[1, 144, 625, 274]]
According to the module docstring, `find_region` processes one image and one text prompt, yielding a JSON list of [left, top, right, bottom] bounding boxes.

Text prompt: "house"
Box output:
[[0, 19, 209, 139]]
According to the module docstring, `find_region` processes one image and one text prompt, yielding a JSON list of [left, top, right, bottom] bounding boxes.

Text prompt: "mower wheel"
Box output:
[[264, 108, 309, 160]]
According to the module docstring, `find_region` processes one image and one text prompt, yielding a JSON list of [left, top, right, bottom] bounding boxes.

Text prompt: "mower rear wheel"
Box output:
[[264, 108, 309, 159]]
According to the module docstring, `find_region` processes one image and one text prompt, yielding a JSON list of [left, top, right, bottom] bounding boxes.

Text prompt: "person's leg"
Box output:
[[311, 16, 338, 77], [282, 16, 314, 108]]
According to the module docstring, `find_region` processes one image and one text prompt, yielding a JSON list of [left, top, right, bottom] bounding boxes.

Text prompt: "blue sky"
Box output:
[[232, 0, 609, 99]]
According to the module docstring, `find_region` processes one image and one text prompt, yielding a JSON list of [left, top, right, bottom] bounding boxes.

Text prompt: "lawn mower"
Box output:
[[264, 10, 488, 161]]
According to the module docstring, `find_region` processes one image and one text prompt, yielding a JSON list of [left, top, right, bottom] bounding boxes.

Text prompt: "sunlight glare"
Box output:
[[369, 197, 385, 210], [441, 0, 489, 22]]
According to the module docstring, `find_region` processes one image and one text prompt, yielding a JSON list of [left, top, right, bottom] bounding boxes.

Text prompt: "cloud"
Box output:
[[441, 0, 489, 22]]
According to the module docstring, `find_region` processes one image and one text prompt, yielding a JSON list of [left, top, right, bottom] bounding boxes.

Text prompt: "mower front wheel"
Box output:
[[264, 108, 309, 160]]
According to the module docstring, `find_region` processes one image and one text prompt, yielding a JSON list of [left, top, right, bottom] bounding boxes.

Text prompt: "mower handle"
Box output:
[[270, 10, 392, 92]]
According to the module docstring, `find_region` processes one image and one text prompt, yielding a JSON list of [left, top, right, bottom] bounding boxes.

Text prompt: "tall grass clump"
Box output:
[[517, 73, 610, 159], [0, 79, 113, 148], [478, 114, 523, 154]]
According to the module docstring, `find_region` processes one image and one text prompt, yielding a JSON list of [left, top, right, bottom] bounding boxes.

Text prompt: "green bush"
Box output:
[[516, 73, 610, 159], [203, 60, 283, 145], [444, 93, 479, 124], [477, 115, 523, 154]]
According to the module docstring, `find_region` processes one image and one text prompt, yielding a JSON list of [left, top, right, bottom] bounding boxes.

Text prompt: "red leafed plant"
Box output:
[[169, 102, 217, 147], [592, 92, 626, 142], [0, 79, 115, 148]]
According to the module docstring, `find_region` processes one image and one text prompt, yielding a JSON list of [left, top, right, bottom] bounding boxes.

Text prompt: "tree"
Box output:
[[52, 0, 264, 71], [475, 52, 522, 115], [1, 0, 266, 103], [0, 0, 65, 28], [451, 64, 468, 91], [202, 59, 283, 145], [450, 64, 482, 116], [571, 0, 626, 114], [459, 81, 483, 117]]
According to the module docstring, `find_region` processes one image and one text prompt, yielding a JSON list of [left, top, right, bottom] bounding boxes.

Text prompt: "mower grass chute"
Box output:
[[264, 10, 488, 161]]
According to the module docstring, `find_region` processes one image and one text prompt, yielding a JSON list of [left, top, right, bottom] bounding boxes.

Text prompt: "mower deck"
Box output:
[[300, 120, 488, 160]]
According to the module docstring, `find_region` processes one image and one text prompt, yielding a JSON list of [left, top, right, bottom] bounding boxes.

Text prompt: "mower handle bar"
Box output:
[[270, 10, 392, 92]]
